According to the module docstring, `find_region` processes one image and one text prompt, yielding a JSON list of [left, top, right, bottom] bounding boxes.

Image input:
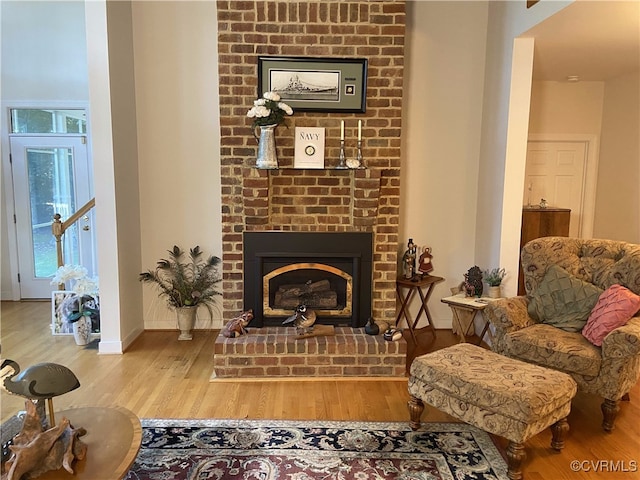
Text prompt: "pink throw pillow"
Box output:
[[582, 284, 640, 346]]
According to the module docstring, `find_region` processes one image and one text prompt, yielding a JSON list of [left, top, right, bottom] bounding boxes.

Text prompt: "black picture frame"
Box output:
[[257, 56, 367, 113]]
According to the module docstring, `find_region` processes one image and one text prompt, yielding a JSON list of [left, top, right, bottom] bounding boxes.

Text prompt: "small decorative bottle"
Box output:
[[402, 238, 417, 279]]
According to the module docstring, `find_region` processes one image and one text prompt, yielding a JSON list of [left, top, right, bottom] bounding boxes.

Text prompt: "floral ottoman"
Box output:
[[408, 343, 577, 480]]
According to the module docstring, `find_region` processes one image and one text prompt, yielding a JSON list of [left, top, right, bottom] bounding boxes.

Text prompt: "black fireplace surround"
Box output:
[[243, 231, 373, 328]]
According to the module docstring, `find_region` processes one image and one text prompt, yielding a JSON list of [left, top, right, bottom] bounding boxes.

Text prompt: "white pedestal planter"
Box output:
[[176, 306, 197, 340]]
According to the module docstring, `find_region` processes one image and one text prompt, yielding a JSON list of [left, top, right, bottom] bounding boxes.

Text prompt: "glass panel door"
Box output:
[[30, 146, 79, 277], [9, 136, 95, 298]]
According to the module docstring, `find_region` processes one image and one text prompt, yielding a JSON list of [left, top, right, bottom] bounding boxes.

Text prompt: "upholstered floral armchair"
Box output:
[[484, 237, 640, 432]]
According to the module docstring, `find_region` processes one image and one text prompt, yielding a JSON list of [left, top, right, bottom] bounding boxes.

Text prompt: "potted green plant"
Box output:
[[483, 267, 506, 298], [139, 245, 222, 340]]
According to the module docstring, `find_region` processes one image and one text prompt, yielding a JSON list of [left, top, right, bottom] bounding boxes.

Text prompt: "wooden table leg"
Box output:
[[413, 284, 437, 337], [396, 276, 444, 345], [396, 284, 418, 344], [449, 306, 477, 343], [476, 319, 493, 345]]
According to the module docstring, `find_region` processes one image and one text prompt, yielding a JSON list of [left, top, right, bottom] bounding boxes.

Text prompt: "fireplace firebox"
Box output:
[[243, 232, 373, 327]]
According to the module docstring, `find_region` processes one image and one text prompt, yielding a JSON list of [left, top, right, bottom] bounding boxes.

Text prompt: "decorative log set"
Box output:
[[1, 401, 87, 480], [274, 279, 338, 309]]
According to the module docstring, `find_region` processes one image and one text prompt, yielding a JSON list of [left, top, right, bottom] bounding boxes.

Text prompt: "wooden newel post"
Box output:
[[52, 213, 65, 290], [50, 198, 95, 290]]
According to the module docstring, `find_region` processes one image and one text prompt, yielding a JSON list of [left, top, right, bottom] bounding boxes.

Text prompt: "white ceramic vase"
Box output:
[[72, 316, 92, 346], [176, 306, 197, 341], [488, 285, 501, 299]]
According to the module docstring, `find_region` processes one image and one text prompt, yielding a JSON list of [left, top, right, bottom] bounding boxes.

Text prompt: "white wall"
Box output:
[[529, 81, 605, 134], [475, 0, 571, 300], [5, 0, 611, 341], [105, 0, 145, 346], [0, 1, 88, 101], [1, 1, 222, 340], [399, 0, 570, 329], [595, 71, 640, 242], [527, 74, 640, 244], [400, 1, 488, 328], [131, 1, 223, 329], [84, 0, 145, 353], [1, 1, 89, 300], [527, 80, 605, 240]]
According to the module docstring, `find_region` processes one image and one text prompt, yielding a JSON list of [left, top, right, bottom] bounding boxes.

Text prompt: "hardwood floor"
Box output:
[[2, 300, 639, 479]]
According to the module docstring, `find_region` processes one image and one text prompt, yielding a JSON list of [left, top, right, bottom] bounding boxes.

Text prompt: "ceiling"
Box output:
[[523, 0, 640, 81]]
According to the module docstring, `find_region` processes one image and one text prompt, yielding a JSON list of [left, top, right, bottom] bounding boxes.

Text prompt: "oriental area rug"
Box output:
[[124, 419, 509, 480]]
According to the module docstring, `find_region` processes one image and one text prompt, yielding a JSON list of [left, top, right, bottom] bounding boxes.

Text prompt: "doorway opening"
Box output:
[[6, 108, 96, 299], [525, 134, 599, 239]]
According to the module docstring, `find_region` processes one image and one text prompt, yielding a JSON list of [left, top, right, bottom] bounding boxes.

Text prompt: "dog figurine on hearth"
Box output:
[[221, 309, 253, 338]]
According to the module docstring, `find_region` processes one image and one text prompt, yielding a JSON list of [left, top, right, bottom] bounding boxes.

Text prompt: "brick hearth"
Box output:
[[213, 327, 407, 378]]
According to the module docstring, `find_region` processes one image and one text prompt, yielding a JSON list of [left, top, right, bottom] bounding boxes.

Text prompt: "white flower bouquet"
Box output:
[[51, 265, 99, 324], [247, 91, 293, 129]]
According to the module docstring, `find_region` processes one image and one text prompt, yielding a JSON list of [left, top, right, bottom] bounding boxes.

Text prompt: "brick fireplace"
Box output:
[[214, 1, 406, 377]]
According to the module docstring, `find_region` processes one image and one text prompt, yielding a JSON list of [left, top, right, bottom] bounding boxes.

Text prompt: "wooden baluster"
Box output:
[[52, 213, 65, 290]]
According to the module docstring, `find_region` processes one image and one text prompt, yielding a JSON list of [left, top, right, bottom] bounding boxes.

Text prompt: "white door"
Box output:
[[524, 141, 587, 238], [9, 136, 96, 299]]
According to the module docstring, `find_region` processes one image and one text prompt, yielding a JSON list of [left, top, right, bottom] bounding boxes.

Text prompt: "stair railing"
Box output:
[[51, 198, 96, 289]]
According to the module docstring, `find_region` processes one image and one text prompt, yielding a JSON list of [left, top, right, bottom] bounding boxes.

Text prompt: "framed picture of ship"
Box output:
[[257, 56, 367, 113]]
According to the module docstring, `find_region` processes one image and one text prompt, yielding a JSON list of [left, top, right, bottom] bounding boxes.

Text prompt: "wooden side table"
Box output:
[[396, 275, 444, 344], [441, 293, 493, 344], [35, 406, 142, 480]]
